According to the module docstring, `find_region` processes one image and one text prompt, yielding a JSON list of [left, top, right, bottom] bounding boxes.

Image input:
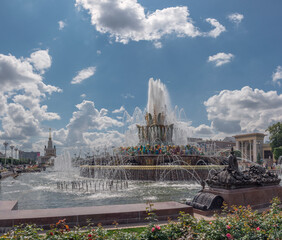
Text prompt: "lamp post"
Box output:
[[3, 141, 9, 166], [14, 148, 18, 160], [10, 145, 14, 165]]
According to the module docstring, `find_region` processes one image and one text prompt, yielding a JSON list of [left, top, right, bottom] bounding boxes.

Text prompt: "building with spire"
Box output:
[[44, 128, 56, 157], [39, 128, 56, 165]]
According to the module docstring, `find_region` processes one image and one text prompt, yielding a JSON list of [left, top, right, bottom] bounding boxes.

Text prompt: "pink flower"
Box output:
[[156, 225, 161, 230], [226, 225, 231, 229], [209, 222, 212, 225], [256, 227, 260, 230], [226, 233, 232, 239], [151, 227, 155, 232]]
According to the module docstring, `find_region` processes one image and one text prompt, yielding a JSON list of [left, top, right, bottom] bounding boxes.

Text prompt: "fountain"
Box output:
[[136, 78, 173, 145], [80, 78, 225, 182]]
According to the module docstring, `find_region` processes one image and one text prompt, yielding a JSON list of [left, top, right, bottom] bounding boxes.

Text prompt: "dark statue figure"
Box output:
[[187, 147, 281, 211], [228, 147, 239, 172], [206, 147, 281, 189]]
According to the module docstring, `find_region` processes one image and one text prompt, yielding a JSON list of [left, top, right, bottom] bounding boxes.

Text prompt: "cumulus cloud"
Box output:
[[58, 20, 66, 30], [194, 124, 214, 135], [75, 0, 225, 44], [208, 52, 234, 67], [205, 18, 226, 38], [28, 49, 52, 74], [112, 106, 125, 113], [272, 65, 282, 86], [204, 86, 282, 134], [71, 66, 96, 84], [65, 100, 123, 146], [0, 50, 61, 142], [0, 50, 60, 98], [84, 131, 125, 148], [227, 13, 244, 25]]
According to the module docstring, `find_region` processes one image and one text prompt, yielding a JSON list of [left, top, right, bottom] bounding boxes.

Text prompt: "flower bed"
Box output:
[[1, 198, 281, 240]]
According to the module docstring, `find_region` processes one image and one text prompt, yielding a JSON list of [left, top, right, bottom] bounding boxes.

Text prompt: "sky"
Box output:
[[0, 0, 282, 154]]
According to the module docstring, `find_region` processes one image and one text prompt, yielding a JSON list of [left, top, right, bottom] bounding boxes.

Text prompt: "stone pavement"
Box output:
[[0, 201, 193, 231]]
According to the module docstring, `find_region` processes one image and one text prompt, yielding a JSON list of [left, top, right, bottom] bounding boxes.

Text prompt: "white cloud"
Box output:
[[65, 100, 123, 146], [112, 106, 125, 113], [96, 50, 101, 55], [227, 13, 244, 25], [208, 52, 234, 67], [194, 124, 214, 135], [205, 18, 226, 38], [122, 93, 135, 99], [0, 50, 61, 142], [84, 131, 124, 148], [204, 86, 282, 134], [272, 65, 282, 86], [153, 42, 162, 49], [75, 0, 225, 44], [71, 66, 96, 84], [58, 20, 66, 30], [28, 49, 52, 74], [80, 93, 87, 98]]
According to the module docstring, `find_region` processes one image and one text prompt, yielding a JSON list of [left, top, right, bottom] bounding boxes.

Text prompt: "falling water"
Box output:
[[147, 78, 173, 124], [54, 151, 78, 175], [124, 78, 195, 146]]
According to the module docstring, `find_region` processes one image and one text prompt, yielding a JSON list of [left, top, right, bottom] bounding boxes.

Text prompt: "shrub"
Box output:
[[1, 198, 281, 240]]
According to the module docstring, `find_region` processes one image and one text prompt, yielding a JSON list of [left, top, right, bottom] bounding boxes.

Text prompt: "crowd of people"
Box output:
[[117, 144, 204, 156]]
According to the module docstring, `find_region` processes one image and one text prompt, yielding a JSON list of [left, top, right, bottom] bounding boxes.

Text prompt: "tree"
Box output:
[[266, 122, 282, 151], [256, 152, 262, 165], [273, 146, 282, 161]]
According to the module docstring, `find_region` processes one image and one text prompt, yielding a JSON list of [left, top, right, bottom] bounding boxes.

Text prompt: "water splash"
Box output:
[[123, 78, 194, 146]]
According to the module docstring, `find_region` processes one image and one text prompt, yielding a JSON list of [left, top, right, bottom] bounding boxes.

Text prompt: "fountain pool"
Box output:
[[0, 167, 201, 210]]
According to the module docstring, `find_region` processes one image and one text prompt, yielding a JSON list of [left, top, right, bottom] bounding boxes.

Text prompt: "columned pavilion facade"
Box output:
[[233, 133, 265, 162]]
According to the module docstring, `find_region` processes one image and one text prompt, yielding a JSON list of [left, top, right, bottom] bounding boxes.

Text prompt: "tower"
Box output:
[[44, 128, 56, 157]]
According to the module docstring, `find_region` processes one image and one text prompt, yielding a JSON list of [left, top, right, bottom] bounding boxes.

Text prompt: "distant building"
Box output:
[[233, 133, 272, 162], [18, 151, 40, 162], [187, 137, 203, 144], [39, 128, 56, 165], [187, 137, 235, 155], [198, 140, 235, 155]]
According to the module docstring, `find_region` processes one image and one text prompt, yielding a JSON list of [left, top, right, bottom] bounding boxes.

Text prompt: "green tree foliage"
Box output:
[[273, 146, 282, 161], [267, 122, 282, 151], [256, 153, 263, 165]]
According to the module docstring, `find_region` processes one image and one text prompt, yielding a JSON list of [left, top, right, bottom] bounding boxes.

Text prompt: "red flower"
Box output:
[[226, 233, 232, 239], [50, 232, 54, 236], [226, 225, 231, 229], [156, 225, 161, 230], [151, 227, 155, 232], [88, 234, 92, 237], [256, 227, 260, 231], [209, 222, 212, 225]]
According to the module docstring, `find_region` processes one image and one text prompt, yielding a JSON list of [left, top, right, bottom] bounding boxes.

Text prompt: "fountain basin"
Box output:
[[80, 165, 225, 181]]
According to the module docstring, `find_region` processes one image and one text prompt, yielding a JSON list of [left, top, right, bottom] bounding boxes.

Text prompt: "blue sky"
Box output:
[[0, 0, 282, 153]]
